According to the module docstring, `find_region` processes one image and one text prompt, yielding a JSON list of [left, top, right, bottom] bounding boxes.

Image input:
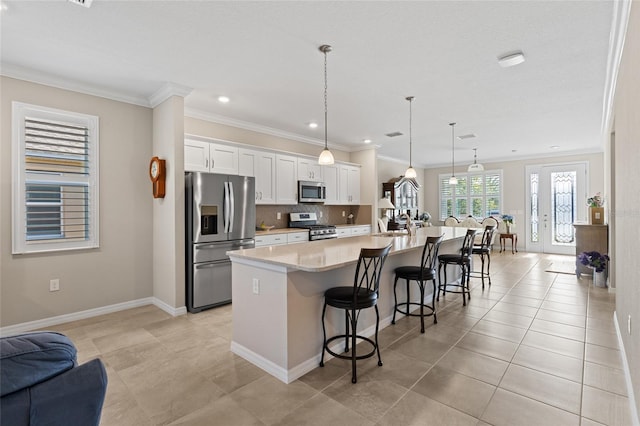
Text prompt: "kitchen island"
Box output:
[[227, 226, 469, 383]]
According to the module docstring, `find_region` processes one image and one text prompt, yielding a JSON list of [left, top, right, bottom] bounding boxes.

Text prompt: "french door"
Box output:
[[525, 163, 588, 254]]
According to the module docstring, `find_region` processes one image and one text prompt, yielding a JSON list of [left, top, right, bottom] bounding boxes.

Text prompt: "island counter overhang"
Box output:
[[227, 226, 469, 383]]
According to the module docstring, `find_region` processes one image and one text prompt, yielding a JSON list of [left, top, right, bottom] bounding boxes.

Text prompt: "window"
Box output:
[[12, 102, 99, 254], [439, 170, 502, 220]]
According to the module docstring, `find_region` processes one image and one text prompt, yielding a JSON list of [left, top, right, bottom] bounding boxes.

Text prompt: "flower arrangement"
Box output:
[[501, 214, 514, 224], [578, 251, 610, 272], [587, 192, 604, 208]]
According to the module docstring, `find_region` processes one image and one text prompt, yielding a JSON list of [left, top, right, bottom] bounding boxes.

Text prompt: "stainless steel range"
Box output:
[[289, 212, 337, 241]]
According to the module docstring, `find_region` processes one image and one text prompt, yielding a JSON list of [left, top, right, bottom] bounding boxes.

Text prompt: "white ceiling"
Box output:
[[1, 0, 616, 168]]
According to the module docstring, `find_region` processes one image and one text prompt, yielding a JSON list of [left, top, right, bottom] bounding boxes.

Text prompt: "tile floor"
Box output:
[[45, 252, 632, 425]]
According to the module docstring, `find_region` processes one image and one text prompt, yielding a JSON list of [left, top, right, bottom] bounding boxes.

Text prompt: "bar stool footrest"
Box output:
[[324, 334, 377, 361], [394, 302, 435, 318]]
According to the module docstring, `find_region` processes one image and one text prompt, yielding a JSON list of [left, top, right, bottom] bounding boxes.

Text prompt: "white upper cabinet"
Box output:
[[239, 148, 276, 204], [338, 164, 361, 204], [185, 139, 238, 175], [323, 164, 340, 205], [184, 139, 210, 172], [210, 144, 238, 175], [297, 157, 323, 182], [275, 154, 298, 204]]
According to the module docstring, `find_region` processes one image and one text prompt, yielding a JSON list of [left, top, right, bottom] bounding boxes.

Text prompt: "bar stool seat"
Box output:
[[392, 235, 444, 333], [319, 244, 392, 384], [437, 229, 478, 306]]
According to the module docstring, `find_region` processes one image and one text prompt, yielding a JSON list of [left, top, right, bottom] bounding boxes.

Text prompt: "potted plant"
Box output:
[[501, 214, 514, 233], [578, 251, 610, 287]]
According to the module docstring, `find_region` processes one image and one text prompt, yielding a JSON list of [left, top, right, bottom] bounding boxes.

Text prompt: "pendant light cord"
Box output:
[[408, 97, 413, 168], [450, 122, 456, 176], [323, 47, 328, 150]]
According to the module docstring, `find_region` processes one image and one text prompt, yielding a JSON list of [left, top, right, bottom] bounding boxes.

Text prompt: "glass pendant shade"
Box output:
[[317, 44, 335, 165], [318, 148, 335, 165], [468, 148, 484, 172], [449, 175, 458, 185], [404, 166, 417, 179]]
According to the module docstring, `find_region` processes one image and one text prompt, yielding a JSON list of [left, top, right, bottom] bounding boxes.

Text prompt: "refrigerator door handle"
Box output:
[[224, 182, 230, 233], [228, 181, 235, 234]]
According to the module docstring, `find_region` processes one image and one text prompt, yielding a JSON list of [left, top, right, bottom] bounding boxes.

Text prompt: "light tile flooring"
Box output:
[[45, 252, 632, 425]]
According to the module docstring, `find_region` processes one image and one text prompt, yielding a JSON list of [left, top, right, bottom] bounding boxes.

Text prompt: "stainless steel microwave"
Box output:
[[298, 180, 326, 203]]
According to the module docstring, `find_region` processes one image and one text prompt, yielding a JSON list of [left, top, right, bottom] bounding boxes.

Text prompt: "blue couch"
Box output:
[[0, 331, 108, 426]]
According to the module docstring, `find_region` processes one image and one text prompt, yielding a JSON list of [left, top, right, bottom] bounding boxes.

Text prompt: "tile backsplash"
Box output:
[[256, 205, 371, 228]]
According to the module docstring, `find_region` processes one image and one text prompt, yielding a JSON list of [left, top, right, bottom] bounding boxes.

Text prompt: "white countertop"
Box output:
[[229, 226, 469, 272]]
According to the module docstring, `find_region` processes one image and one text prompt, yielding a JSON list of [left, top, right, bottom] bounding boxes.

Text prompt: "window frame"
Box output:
[[439, 170, 503, 221], [12, 102, 99, 254]]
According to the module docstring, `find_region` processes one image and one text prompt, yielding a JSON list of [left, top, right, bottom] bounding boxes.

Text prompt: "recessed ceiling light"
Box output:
[[498, 51, 525, 68], [550, 145, 560, 149], [363, 139, 372, 144], [1, 2, 8, 11], [217, 96, 230, 103], [308, 122, 318, 129]]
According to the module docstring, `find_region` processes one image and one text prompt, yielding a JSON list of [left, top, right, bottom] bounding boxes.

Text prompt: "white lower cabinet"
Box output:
[[255, 234, 287, 247], [337, 225, 371, 238], [287, 232, 309, 244]]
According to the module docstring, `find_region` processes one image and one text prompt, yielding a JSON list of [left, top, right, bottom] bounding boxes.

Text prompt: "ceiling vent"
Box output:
[[68, 0, 92, 8], [385, 131, 403, 138], [457, 133, 477, 140]]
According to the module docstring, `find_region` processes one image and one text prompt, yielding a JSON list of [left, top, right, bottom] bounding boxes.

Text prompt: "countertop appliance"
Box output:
[[289, 212, 337, 241], [186, 172, 255, 313], [298, 180, 326, 203]]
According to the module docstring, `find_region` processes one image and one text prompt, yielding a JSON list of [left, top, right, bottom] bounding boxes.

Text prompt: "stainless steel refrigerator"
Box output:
[[185, 172, 255, 313]]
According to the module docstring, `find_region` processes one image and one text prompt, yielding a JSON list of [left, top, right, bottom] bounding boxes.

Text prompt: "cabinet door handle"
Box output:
[[205, 158, 209, 168]]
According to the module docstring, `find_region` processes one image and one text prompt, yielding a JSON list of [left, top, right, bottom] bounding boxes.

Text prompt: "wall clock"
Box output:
[[149, 156, 166, 198]]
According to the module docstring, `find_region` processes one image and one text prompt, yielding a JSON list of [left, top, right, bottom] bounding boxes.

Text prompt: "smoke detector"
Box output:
[[68, 0, 93, 8]]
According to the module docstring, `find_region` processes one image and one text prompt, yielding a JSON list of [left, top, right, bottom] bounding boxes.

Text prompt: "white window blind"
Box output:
[[12, 102, 99, 254], [439, 170, 502, 221]]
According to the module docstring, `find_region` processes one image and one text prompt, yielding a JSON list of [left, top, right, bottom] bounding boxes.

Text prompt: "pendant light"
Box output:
[[449, 122, 458, 185], [317, 44, 335, 165], [467, 148, 484, 172], [403, 96, 417, 179]]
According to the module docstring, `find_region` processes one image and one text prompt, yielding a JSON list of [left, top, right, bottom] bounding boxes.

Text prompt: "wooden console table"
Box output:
[[500, 233, 518, 254], [574, 223, 608, 278]]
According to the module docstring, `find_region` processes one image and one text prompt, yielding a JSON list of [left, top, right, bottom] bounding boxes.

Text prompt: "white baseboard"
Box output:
[[613, 311, 640, 426], [231, 313, 396, 384], [152, 297, 187, 317], [0, 297, 187, 337]]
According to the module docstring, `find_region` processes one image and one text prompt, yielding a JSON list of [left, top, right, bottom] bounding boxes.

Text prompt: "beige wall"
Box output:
[[423, 152, 605, 227], [613, 1, 640, 416], [185, 116, 352, 162], [152, 97, 185, 309], [0, 77, 154, 327]]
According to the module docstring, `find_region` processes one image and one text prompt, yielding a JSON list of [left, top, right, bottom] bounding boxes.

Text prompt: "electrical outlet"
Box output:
[[342, 211, 346, 217], [628, 314, 632, 335], [49, 279, 60, 292], [252, 278, 260, 295], [319, 211, 323, 218], [277, 212, 281, 220]]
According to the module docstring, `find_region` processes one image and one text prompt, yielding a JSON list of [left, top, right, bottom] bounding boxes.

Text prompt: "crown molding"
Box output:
[[148, 82, 193, 108], [0, 63, 152, 107], [601, 0, 632, 136], [184, 106, 351, 152]]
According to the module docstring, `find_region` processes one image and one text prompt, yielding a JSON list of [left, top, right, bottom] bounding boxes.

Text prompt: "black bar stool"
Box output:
[[471, 224, 496, 289], [319, 244, 392, 383], [437, 229, 478, 306], [392, 235, 444, 333]]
